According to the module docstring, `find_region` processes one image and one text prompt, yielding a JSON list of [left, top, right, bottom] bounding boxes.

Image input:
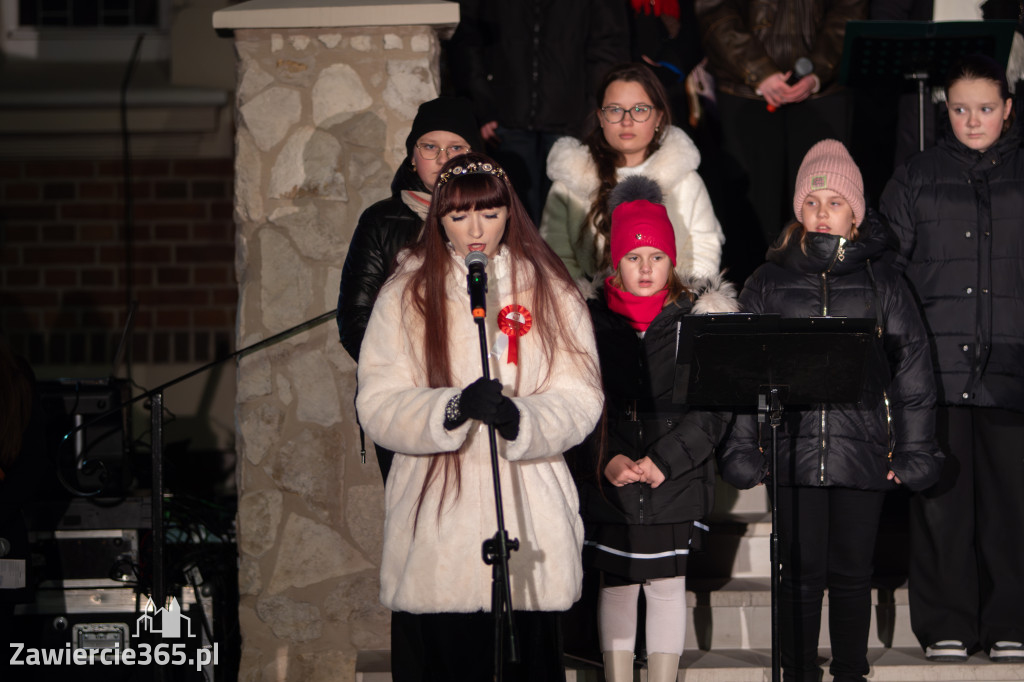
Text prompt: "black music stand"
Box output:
[[839, 20, 1016, 151], [675, 313, 876, 682]]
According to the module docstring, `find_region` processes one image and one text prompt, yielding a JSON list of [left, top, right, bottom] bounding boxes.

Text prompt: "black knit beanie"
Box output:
[[404, 96, 484, 159]]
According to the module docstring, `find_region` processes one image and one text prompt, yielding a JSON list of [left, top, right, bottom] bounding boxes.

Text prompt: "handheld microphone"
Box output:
[[465, 251, 488, 319], [767, 57, 814, 112]]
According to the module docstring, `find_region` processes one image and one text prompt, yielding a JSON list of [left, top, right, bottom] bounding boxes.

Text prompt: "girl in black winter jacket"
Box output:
[[880, 54, 1024, 663], [719, 140, 943, 682], [336, 97, 482, 482], [576, 176, 738, 682]]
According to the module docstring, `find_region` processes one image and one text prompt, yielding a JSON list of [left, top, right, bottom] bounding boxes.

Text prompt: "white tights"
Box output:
[[598, 576, 686, 656]]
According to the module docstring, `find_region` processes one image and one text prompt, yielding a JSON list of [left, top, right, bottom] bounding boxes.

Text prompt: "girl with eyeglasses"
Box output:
[[337, 97, 482, 483], [540, 63, 724, 281]]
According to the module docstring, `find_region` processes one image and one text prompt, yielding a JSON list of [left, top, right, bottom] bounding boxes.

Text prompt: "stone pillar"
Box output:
[[212, 3, 458, 680]]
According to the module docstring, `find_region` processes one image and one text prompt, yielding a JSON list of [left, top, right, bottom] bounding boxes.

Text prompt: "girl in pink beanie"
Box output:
[[720, 141, 943, 681], [574, 175, 738, 682]]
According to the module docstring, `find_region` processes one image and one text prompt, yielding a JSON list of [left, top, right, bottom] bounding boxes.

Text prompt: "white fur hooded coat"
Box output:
[[540, 125, 725, 280], [356, 246, 604, 614]]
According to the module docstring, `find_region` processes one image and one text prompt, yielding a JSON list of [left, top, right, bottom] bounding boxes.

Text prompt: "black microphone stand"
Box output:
[[466, 257, 520, 680]]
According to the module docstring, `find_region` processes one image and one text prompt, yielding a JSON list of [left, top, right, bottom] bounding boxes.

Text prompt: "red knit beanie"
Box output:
[[610, 199, 677, 266], [792, 139, 865, 227]]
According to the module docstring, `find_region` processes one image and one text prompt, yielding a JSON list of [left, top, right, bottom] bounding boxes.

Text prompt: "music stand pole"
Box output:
[[472, 314, 520, 680], [765, 388, 783, 682], [151, 390, 167, 682]]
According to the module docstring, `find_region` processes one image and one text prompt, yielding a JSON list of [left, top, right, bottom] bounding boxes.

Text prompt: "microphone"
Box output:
[[465, 251, 488, 319], [767, 57, 814, 112]]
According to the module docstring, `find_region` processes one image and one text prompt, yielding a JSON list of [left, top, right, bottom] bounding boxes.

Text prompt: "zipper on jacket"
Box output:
[[819, 407, 827, 484], [819, 238, 846, 316], [816, 237, 845, 481], [883, 390, 894, 462], [638, 419, 645, 523]]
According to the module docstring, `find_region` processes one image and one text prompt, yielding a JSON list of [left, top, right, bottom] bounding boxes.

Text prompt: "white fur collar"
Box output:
[[546, 126, 702, 200]]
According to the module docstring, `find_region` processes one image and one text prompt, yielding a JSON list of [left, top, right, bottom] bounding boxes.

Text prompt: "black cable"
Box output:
[[120, 33, 144, 389]]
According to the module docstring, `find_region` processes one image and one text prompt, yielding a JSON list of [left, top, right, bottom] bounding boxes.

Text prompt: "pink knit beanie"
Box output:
[[793, 139, 865, 227]]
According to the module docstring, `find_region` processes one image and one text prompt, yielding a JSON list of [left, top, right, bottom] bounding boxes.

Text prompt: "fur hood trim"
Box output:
[[584, 270, 740, 314], [546, 126, 701, 200], [690, 272, 741, 314]]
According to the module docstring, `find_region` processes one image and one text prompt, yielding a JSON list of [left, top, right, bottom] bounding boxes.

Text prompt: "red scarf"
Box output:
[[604, 276, 668, 332], [630, 0, 680, 18]]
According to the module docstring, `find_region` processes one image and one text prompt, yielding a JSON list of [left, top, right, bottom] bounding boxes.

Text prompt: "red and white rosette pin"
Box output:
[[497, 304, 532, 365]]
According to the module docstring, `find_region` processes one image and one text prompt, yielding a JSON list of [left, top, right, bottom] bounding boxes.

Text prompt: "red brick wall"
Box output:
[[0, 158, 236, 366]]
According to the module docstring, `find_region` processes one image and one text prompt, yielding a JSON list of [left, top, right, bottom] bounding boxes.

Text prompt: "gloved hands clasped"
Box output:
[[443, 377, 520, 440]]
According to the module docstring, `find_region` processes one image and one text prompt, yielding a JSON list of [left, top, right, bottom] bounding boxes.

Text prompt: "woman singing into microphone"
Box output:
[[356, 152, 604, 681]]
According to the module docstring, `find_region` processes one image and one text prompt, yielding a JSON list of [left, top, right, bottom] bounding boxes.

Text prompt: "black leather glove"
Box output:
[[493, 397, 520, 441], [445, 377, 503, 430]]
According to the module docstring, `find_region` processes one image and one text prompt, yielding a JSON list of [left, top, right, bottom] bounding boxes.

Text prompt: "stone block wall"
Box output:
[[230, 24, 445, 681]]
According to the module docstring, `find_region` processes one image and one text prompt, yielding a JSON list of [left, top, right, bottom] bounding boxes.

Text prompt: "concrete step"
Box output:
[[356, 648, 1024, 681], [685, 578, 915, 650]]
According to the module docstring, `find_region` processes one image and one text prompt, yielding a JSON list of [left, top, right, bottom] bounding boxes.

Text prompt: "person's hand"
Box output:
[[635, 456, 666, 488], [786, 74, 818, 104], [757, 72, 790, 109], [604, 454, 644, 487], [480, 120, 500, 145], [459, 377, 504, 423], [887, 470, 903, 485], [493, 396, 520, 441]]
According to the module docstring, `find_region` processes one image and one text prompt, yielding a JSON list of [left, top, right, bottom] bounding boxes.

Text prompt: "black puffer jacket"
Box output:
[[880, 124, 1024, 413], [447, 0, 628, 135], [576, 277, 737, 527], [718, 212, 943, 492], [337, 162, 425, 359]]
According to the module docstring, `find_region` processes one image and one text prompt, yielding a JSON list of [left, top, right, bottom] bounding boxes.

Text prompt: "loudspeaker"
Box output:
[[37, 380, 132, 497]]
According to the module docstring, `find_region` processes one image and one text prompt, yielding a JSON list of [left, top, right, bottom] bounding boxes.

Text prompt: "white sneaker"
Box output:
[[990, 641, 1024, 662], [925, 640, 968, 662]]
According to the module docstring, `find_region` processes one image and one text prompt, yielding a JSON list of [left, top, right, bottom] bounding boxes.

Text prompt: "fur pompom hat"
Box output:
[[793, 139, 865, 227], [609, 175, 676, 266]]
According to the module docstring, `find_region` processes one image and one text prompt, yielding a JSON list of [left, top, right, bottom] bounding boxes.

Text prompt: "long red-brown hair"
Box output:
[[402, 152, 599, 525]]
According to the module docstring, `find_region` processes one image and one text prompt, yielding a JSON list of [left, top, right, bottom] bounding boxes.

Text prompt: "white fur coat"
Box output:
[[356, 247, 604, 613], [540, 125, 725, 280]]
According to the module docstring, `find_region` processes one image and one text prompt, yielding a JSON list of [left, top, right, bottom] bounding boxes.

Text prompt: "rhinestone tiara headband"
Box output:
[[435, 161, 506, 187]]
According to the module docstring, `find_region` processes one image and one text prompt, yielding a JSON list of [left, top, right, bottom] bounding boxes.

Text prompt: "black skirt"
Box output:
[[583, 521, 702, 585]]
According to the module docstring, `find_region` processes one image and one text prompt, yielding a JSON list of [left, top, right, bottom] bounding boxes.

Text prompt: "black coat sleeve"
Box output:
[[878, 161, 918, 272], [646, 408, 731, 481], [877, 267, 944, 490], [716, 269, 770, 489], [337, 205, 396, 361]]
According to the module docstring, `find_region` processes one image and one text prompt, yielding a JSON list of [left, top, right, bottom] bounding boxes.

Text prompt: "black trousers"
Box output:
[[776, 485, 886, 682], [715, 90, 852, 283], [909, 406, 1024, 651], [390, 610, 566, 682]]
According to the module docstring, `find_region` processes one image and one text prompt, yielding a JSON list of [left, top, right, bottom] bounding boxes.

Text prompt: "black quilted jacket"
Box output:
[[337, 163, 425, 360], [880, 124, 1024, 413], [718, 211, 943, 492], [575, 280, 735, 527]]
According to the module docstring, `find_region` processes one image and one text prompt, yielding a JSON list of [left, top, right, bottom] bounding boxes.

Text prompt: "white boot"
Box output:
[[645, 652, 680, 682], [602, 650, 635, 682]]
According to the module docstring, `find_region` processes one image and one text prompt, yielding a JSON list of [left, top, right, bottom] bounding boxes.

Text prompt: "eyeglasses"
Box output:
[[415, 143, 471, 161], [599, 104, 655, 124]]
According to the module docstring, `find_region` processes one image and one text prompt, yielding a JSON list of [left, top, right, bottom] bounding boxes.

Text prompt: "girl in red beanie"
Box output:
[[573, 175, 738, 682]]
